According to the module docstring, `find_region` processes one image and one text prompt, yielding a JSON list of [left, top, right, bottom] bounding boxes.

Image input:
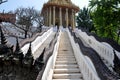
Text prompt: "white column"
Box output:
[[49, 7, 51, 26], [59, 7, 62, 27], [74, 11, 76, 29], [53, 6, 56, 26], [66, 8, 68, 27], [47, 8, 49, 26], [72, 9, 75, 29]]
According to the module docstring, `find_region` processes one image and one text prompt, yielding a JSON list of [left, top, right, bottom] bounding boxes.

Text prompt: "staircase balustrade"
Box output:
[[67, 28, 100, 80], [75, 29, 115, 68], [70, 28, 119, 80], [21, 27, 53, 54], [37, 31, 61, 80]]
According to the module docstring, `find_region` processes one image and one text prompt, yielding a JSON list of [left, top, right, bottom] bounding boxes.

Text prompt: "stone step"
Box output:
[[53, 79, 83, 80], [56, 59, 76, 62], [57, 55, 74, 57], [57, 53, 73, 54], [53, 73, 82, 79], [57, 54, 74, 56], [57, 57, 75, 59], [55, 65, 78, 69], [56, 61, 77, 64], [57, 56, 75, 58], [54, 69, 80, 73], [58, 53, 73, 55]]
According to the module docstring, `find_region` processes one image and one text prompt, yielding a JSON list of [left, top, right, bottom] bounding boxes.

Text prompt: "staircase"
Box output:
[[52, 31, 83, 80]]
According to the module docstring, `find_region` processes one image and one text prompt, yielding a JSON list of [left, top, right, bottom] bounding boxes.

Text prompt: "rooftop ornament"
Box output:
[[23, 42, 34, 68], [13, 37, 24, 65], [0, 26, 14, 55], [34, 48, 45, 70]]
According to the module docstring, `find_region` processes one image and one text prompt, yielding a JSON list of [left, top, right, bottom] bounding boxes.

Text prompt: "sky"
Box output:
[[0, 0, 89, 12]]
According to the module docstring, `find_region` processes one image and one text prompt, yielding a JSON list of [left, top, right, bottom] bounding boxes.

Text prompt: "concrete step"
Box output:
[[56, 61, 77, 64], [53, 73, 82, 79], [57, 57, 76, 60], [57, 56, 75, 58], [57, 55, 74, 57], [55, 65, 78, 69], [56, 59, 76, 62], [54, 69, 80, 73], [55, 61, 77, 63], [52, 32, 83, 80], [53, 79, 83, 80], [57, 57, 75, 59], [58, 53, 74, 55], [58, 53, 73, 55]]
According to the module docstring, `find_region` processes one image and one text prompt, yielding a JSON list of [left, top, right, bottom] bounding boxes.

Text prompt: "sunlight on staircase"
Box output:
[[52, 31, 84, 80]]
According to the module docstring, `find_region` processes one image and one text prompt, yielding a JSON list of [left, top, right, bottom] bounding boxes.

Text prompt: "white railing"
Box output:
[[21, 27, 53, 54], [67, 28, 100, 80], [101, 42, 120, 60], [41, 30, 61, 80], [75, 29, 114, 67]]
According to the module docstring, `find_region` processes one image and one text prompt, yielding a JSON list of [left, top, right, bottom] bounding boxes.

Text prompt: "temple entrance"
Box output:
[[55, 18, 59, 26], [55, 18, 59, 31], [55, 22, 59, 27], [41, 0, 79, 29]]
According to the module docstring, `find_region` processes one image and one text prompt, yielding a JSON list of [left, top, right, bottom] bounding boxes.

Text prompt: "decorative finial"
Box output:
[[15, 37, 20, 52], [25, 42, 33, 57], [38, 47, 45, 62], [0, 26, 7, 45]]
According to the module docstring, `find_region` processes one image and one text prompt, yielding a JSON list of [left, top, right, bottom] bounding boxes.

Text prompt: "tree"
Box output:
[[14, 7, 36, 38], [33, 10, 43, 32], [0, 0, 7, 5], [76, 7, 94, 32], [89, 0, 120, 40]]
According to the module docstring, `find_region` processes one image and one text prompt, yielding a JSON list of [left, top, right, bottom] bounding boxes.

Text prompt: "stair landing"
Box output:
[[52, 31, 83, 80]]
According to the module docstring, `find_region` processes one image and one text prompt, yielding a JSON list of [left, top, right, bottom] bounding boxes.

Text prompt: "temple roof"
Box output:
[[42, 0, 80, 12]]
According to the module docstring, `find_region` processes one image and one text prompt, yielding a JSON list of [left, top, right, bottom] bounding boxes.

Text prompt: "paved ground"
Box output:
[[33, 32, 56, 59], [58, 31, 74, 55]]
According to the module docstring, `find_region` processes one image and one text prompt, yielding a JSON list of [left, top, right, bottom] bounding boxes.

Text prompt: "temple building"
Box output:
[[41, 0, 80, 29]]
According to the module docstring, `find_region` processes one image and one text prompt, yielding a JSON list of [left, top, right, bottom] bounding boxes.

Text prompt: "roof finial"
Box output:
[[0, 26, 7, 45]]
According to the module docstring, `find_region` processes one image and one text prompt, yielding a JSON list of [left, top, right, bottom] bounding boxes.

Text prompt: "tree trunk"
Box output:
[[25, 30, 28, 38], [117, 34, 119, 43]]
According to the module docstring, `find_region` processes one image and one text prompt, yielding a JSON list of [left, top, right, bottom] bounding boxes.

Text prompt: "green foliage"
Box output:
[[89, 0, 120, 40], [76, 7, 94, 32]]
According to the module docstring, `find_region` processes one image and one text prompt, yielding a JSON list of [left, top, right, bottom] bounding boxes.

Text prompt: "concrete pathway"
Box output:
[[52, 31, 84, 80]]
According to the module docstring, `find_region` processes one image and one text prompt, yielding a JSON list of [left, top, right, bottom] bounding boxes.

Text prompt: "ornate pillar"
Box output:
[[66, 8, 68, 27], [73, 11, 76, 28], [53, 6, 56, 26], [49, 7, 51, 26], [59, 7, 62, 26], [72, 9, 75, 29]]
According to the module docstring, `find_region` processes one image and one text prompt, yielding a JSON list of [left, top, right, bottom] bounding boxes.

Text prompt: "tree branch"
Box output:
[[0, 0, 7, 4], [11, 22, 26, 31]]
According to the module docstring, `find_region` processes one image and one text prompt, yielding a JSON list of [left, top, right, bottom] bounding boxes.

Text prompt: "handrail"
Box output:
[[21, 27, 53, 54], [20, 31, 45, 48], [67, 28, 100, 80], [36, 31, 61, 80], [83, 30, 120, 52], [70, 29, 119, 80], [75, 29, 115, 68]]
